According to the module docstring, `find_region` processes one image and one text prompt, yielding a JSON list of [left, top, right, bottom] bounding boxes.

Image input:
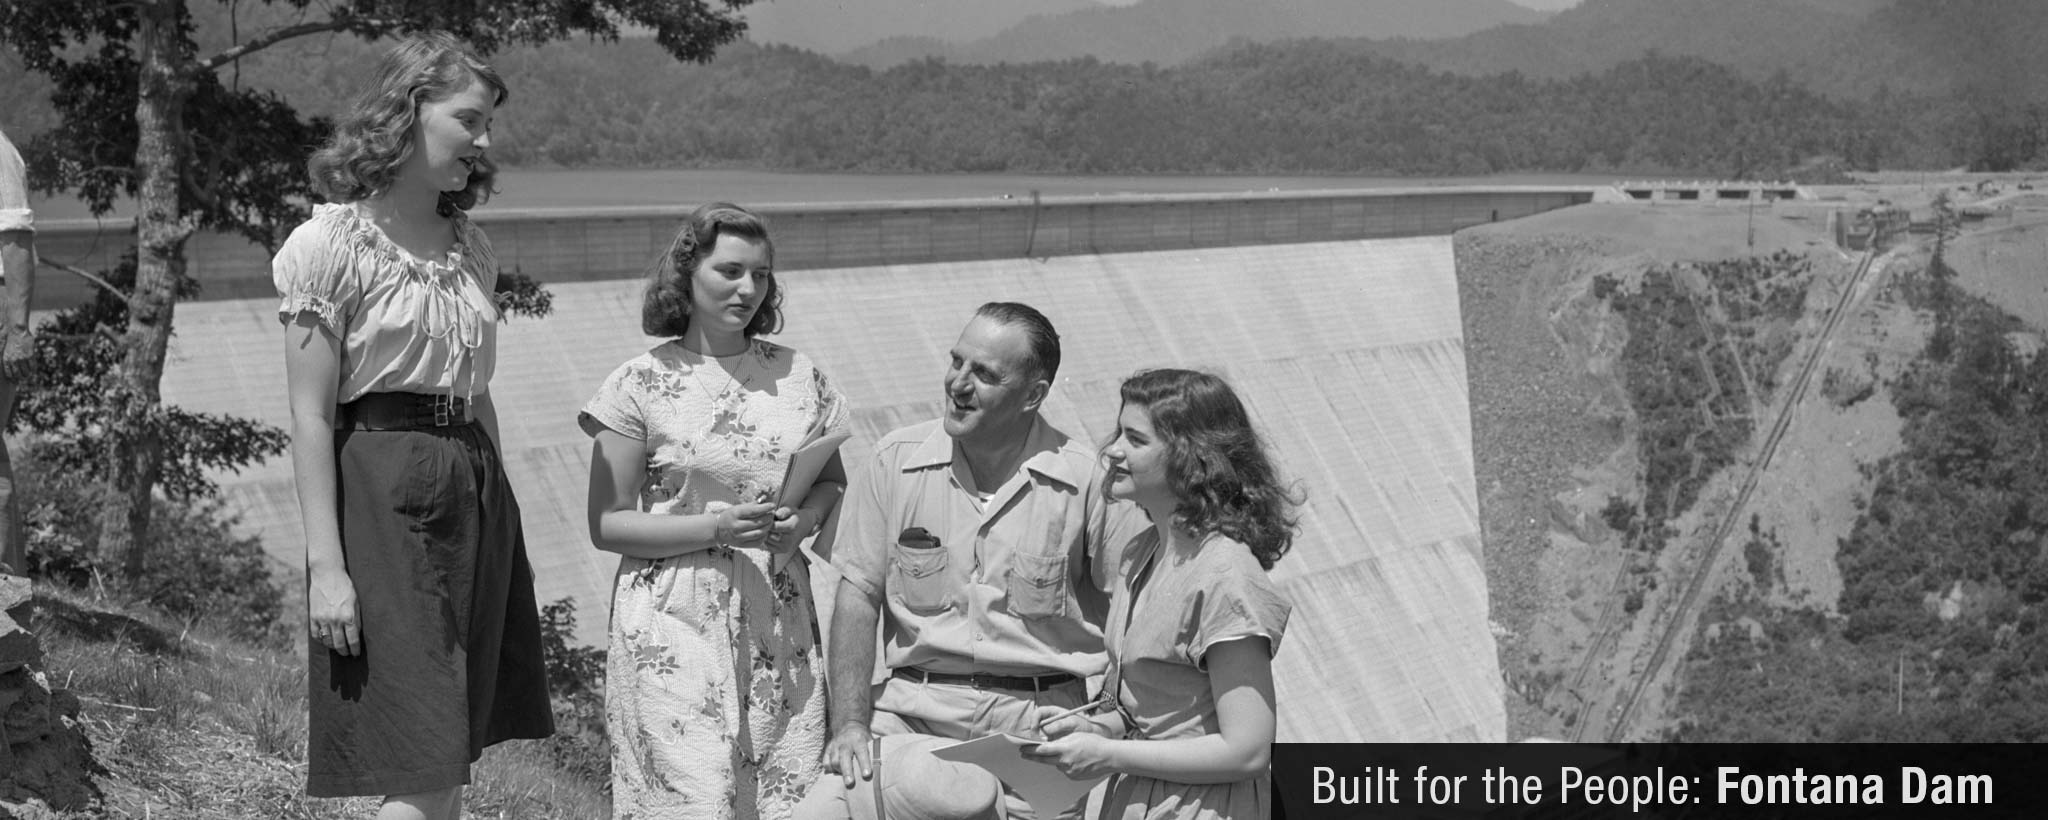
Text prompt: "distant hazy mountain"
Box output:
[[740, 0, 1106, 56], [1352, 0, 1866, 83], [1337, 0, 2047, 102], [841, 0, 1550, 67]]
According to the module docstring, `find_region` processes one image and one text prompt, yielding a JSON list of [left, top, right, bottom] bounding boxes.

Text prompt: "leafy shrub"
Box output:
[[1820, 365, 1876, 407], [1743, 535, 1776, 592], [1590, 273, 1622, 301], [537, 597, 610, 790], [1599, 494, 1637, 535], [13, 437, 284, 643], [10, 253, 289, 504]]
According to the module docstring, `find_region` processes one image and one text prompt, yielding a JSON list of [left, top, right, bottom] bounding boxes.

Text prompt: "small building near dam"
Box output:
[[1616, 180, 1810, 203]]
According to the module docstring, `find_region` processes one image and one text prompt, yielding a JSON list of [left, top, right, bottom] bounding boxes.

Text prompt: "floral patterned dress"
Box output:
[[579, 339, 851, 820]]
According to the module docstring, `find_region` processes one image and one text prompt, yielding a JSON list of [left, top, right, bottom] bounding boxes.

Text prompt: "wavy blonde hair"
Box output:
[[307, 31, 507, 216]]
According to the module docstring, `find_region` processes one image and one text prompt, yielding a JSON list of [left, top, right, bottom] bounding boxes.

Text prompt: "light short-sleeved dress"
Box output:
[[580, 339, 851, 820], [1101, 529, 1291, 820]]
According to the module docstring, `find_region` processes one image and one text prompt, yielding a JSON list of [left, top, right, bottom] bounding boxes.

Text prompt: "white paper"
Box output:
[[930, 733, 1106, 819], [776, 430, 851, 507]]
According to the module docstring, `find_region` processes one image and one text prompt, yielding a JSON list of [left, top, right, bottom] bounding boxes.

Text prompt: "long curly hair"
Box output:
[[307, 31, 507, 216], [642, 202, 784, 338], [1116, 368, 1301, 570]]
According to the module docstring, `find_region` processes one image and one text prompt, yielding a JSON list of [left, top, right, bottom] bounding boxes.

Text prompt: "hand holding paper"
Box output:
[[931, 733, 1107, 820], [774, 430, 851, 508], [1023, 731, 1119, 781], [758, 427, 850, 567]]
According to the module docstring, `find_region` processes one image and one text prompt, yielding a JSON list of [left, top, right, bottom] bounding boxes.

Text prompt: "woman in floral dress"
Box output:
[[580, 203, 851, 819]]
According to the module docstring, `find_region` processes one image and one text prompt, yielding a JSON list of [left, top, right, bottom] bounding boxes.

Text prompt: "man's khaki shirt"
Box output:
[[833, 417, 1148, 679]]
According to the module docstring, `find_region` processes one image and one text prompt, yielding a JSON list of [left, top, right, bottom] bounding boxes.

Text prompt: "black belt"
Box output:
[[892, 666, 1077, 691], [339, 392, 473, 430]]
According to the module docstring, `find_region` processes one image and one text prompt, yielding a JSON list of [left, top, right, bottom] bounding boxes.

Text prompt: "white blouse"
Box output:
[[0, 132, 31, 233], [272, 202, 502, 403]]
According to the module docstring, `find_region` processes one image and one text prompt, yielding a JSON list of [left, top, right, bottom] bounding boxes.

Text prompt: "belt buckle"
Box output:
[[433, 395, 454, 427]]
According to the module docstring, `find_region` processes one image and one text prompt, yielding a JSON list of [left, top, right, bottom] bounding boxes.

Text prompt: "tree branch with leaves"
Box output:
[[0, 0, 755, 577]]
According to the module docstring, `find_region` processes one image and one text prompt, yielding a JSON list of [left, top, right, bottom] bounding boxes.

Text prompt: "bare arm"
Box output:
[[820, 577, 883, 784], [1029, 636, 1277, 783], [584, 428, 773, 560], [0, 230, 32, 370], [284, 314, 360, 655]]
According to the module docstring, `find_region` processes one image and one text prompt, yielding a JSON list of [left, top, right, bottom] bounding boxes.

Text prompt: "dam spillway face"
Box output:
[[145, 191, 1588, 742]]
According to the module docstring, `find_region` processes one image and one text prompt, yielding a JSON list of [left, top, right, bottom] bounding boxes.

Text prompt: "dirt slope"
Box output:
[[1455, 201, 1908, 739]]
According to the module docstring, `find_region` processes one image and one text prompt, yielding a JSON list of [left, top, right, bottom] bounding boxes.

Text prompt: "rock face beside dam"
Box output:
[[145, 190, 1592, 743]]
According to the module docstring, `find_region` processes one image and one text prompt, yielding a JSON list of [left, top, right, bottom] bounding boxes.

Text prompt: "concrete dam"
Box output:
[[45, 186, 1592, 743]]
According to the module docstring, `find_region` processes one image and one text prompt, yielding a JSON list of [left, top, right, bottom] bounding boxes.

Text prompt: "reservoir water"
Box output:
[[30, 167, 1623, 221]]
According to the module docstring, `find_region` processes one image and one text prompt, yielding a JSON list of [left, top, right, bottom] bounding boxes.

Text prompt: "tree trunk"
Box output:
[[99, 0, 195, 578]]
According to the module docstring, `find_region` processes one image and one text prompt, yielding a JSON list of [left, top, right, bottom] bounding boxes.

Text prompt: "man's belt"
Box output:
[[892, 666, 1077, 691]]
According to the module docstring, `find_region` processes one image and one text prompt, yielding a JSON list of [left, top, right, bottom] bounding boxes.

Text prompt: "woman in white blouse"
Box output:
[[276, 32, 552, 820]]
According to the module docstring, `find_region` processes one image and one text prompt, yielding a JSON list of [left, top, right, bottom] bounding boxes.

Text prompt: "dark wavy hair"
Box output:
[[1115, 368, 1300, 570], [307, 31, 507, 217], [642, 202, 783, 338], [974, 302, 1060, 382]]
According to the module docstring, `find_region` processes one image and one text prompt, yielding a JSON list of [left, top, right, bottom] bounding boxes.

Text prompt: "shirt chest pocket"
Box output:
[[1006, 550, 1069, 620], [890, 543, 951, 614]]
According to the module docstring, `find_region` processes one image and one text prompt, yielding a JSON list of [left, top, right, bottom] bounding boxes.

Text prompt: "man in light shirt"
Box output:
[[799, 302, 1145, 820], [0, 127, 37, 575]]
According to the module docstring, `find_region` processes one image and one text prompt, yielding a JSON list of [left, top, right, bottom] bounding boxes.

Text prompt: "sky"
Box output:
[[1089, 1, 1577, 9]]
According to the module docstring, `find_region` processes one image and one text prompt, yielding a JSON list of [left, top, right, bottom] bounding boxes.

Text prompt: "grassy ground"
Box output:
[[22, 582, 608, 819]]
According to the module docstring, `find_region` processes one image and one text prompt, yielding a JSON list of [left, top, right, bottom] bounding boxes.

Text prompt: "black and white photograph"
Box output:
[[2, 0, 2045, 817]]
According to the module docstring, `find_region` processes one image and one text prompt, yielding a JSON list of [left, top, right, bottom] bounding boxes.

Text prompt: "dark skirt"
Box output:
[[306, 419, 555, 797]]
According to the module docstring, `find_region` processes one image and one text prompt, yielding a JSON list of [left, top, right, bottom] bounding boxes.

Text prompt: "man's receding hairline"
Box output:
[[963, 316, 1045, 382]]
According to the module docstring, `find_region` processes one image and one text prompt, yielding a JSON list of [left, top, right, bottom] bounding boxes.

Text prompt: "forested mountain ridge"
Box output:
[[1338, 0, 2048, 104], [741, 0, 1104, 57], [1349, 0, 1882, 95], [839, 0, 1548, 67], [826, 0, 2048, 105], [7, 0, 2045, 185], [462, 38, 2031, 175]]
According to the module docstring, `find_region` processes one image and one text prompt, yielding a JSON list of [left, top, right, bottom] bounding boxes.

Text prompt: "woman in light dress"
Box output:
[[581, 202, 851, 819], [1030, 368, 1296, 820]]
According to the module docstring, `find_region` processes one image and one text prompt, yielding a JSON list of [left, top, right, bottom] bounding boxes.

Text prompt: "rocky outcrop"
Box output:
[[0, 574, 97, 817]]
